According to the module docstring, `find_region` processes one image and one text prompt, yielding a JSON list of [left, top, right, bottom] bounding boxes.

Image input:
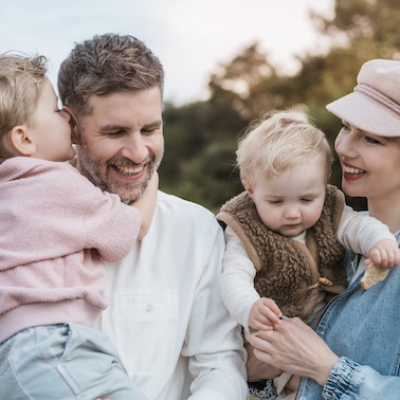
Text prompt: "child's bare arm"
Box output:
[[131, 172, 159, 240]]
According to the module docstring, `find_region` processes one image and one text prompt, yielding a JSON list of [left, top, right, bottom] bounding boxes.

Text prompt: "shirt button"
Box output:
[[299, 396, 306, 400], [146, 305, 153, 312]]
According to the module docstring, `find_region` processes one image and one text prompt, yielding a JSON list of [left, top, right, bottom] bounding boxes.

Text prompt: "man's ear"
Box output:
[[62, 106, 79, 144], [242, 180, 254, 197], [6, 126, 36, 157]]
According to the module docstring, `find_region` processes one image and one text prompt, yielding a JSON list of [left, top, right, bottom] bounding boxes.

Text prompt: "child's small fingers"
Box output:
[[369, 250, 382, 266], [262, 308, 281, 322], [386, 250, 400, 268]]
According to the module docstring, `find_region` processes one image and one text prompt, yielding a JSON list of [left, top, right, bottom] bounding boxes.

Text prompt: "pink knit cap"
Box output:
[[326, 59, 400, 137]]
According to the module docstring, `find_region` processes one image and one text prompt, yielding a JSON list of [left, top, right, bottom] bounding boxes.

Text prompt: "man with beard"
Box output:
[[57, 33, 247, 400]]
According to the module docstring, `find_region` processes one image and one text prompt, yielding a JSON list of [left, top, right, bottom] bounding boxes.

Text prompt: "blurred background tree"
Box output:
[[158, 0, 400, 213]]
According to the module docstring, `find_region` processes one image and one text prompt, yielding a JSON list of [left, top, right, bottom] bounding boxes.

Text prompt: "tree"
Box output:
[[159, 0, 400, 212]]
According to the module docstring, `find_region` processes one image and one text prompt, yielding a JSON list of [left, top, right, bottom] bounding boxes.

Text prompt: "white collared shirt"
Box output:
[[101, 191, 247, 400]]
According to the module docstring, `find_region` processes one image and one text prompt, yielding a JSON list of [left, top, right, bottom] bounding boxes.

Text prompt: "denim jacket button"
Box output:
[[299, 396, 306, 400]]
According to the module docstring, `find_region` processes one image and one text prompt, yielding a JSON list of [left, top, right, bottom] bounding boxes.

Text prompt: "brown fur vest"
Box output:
[[217, 185, 347, 320]]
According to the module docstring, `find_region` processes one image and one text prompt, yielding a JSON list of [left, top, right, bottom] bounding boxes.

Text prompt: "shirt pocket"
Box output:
[[114, 292, 179, 375]]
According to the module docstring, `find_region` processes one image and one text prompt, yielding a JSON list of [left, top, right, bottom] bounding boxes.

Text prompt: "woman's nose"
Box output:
[[335, 129, 355, 157]]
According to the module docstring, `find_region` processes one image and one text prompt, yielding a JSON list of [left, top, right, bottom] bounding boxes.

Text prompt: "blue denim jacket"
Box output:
[[251, 232, 400, 400]]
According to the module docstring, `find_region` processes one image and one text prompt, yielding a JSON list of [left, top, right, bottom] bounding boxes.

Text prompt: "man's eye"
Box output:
[[107, 130, 124, 136], [142, 127, 157, 135]]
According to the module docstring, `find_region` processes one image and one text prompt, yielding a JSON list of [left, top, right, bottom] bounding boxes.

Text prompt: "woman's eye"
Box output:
[[364, 136, 381, 145]]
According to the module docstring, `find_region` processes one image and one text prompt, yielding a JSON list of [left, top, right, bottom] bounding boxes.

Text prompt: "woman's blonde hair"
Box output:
[[237, 109, 332, 187]]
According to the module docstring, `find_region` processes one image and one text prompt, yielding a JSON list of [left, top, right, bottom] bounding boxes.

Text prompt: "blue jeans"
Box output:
[[0, 323, 147, 399]]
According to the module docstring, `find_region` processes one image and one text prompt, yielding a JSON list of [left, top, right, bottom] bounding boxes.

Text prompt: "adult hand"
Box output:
[[245, 342, 282, 382], [245, 317, 339, 386]]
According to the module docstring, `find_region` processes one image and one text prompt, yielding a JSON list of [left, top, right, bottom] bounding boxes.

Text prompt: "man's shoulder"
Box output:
[[158, 191, 213, 213], [156, 191, 218, 226]]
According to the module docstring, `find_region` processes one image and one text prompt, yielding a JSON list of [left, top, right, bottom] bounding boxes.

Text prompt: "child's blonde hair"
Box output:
[[237, 109, 332, 187], [0, 53, 47, 159]]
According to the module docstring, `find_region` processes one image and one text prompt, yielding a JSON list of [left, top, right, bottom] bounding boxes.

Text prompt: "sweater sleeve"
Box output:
[[220, 226, 260, 331], [336, 206, 396, 256], [0, 160, 141, 269], [51, 163, 141, 262], [323, 357, 400, 400], [77, 178, 141, 262]]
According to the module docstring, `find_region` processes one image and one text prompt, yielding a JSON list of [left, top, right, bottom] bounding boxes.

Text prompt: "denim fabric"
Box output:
[[0, 323, 147, 400], [297, 234, 400, 400], [251, 232, 400, 400]]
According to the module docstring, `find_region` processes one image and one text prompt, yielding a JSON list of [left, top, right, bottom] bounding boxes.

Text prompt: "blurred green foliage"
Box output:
[[158, 0, 400, 213]]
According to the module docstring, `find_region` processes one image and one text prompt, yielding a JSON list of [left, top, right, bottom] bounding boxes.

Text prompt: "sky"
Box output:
[[0, 0, 334, 105]]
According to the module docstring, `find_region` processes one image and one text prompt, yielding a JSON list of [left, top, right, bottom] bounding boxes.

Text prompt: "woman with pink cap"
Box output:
[[246, 59, 400, 399]]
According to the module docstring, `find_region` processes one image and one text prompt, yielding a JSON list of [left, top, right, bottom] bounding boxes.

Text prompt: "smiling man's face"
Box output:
[[75, 87, 164, 203]]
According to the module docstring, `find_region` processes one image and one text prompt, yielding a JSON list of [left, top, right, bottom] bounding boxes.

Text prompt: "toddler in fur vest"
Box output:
[[217, 110, 400, 400]]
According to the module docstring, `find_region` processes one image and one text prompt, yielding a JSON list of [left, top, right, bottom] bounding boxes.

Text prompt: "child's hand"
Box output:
[[134, 171, 159, 240], [365, 239, 400, 268], [248, 297, 282, 333]]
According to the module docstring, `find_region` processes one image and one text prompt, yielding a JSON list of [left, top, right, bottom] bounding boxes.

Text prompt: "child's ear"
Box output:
[[242, 180, 254, 197], [62, 106, 79, 144], [6, 126, 37, 157]]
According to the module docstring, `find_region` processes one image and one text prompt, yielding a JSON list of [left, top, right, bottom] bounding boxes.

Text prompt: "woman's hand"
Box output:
[[245, 317, 339, 386], [245, 342, 282, 382]]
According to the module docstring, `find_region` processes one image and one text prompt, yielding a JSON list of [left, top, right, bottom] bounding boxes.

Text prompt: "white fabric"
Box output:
[[220, 203, 396, 332], [101, 192, 248, 400], [336, 205, 395, 254]]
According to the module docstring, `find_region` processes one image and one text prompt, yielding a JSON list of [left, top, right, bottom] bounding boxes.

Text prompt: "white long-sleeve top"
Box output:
[[220, 205, 396, 331], [100, 191, 248, 400]]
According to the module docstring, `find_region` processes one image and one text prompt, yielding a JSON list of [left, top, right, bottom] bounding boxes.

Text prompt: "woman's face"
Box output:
[[334, 121, 400, 202]]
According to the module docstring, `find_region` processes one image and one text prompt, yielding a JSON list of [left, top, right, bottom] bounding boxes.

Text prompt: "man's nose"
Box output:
[[120, 135, 148, 163]]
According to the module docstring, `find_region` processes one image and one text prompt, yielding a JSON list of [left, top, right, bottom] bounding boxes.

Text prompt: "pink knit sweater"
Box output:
[[0, 157, 141, 342]]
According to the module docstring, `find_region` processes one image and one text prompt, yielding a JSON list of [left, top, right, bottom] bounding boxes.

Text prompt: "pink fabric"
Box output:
[[0, 157, 141, 338], [355, 84, 400, 115]]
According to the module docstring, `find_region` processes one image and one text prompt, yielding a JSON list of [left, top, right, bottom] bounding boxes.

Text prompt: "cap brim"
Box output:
[[326, 91, 400, 137]]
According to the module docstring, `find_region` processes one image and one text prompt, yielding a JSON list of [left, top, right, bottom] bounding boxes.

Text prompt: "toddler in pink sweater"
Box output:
[[0, 54, 154, 399]]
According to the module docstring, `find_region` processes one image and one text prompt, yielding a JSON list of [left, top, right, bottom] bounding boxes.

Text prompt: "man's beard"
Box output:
[[76, 135, 163, 203]]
